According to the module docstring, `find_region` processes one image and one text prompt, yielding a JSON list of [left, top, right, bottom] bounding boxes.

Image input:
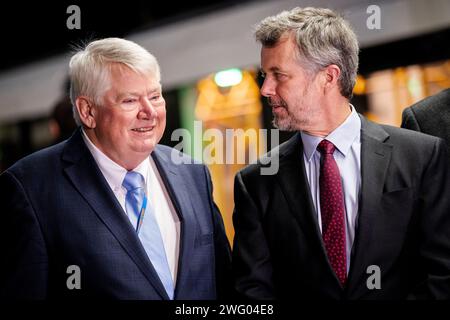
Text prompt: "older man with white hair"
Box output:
[[0, 38, 232, 300]]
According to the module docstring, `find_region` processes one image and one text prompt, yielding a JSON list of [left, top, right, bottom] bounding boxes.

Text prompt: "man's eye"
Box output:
[[150, 95, 162, 101], [123, 99, 136, 103], [273, 73, 288, 81]]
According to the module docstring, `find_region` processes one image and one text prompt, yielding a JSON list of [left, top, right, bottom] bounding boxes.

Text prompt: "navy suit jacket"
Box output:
[[0, 129, 232, 299]]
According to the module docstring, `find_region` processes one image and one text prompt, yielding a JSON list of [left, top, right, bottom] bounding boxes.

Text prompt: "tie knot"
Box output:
[[122, 171, 145, 192], [317, 139, 336, 155]]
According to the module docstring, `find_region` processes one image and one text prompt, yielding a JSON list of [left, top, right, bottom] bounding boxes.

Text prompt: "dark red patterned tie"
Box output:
[[317, 139, 347, 286]]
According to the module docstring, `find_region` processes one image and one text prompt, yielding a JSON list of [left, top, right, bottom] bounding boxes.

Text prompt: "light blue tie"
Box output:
[[122, 171, 174, 299]]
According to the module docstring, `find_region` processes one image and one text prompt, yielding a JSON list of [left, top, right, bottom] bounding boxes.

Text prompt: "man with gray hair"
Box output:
[[232, 7, 450, 299], [0, 38, 232, 299]]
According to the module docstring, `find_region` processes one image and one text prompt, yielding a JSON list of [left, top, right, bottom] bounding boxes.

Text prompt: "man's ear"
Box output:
[[75, 97, 96, 128], [323, 64, 341, 90]]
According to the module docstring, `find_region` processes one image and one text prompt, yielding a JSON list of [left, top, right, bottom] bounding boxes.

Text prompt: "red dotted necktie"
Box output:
[[317, 139, 347, 286]]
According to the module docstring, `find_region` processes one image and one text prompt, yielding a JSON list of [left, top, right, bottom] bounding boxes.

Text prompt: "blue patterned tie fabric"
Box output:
[[122, 171, 174, 299], [122, 171, 146, 223], [317, 140, 347, 287]]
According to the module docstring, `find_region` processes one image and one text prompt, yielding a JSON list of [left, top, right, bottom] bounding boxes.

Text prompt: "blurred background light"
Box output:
[[214, 68, 243, 87]]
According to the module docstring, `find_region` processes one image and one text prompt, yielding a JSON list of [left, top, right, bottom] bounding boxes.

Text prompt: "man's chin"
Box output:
[[272, 117, 296, 132], [131, 142, 156, 156]]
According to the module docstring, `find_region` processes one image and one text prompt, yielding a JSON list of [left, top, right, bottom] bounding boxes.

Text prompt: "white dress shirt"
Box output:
[[81, 130, 180, 283], [300, 106, 361, 273]]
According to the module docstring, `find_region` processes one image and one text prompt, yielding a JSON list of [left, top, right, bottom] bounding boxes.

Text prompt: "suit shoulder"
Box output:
[[5, 142, 65, 178], [154, 144, 208, 182], [382, 123, 440, 142], [238, 134, 298, 178], [377, 123, 445, 158], [155, 144, 203, 166], [409, 88, 450, 115]]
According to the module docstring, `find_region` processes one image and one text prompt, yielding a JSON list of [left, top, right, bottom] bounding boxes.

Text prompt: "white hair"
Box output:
[[69, 37, 161, 125]]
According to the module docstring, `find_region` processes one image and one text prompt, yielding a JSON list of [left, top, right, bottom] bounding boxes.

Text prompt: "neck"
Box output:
[[303, 99, 351, 137]]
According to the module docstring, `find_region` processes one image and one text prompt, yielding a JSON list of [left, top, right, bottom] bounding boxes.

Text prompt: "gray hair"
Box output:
[[254, 7, 359, 99], [69, 37, 161, 125]]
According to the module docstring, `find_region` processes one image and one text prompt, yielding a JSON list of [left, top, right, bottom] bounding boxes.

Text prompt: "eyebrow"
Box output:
[[261, 66, 284, 73], [117, 87, 161, 99]]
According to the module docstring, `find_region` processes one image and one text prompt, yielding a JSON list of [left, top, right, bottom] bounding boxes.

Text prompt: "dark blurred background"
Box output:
[[0, 0, 252, 72]]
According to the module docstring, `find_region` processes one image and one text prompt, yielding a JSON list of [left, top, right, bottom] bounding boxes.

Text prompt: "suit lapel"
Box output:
[[62, 130, 169, 299], [346, 116, 392, 296], [275, 134, 338, 283], [151, 147, 196, 299]]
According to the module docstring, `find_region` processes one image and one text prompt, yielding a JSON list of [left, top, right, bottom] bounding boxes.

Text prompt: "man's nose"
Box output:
[[139, 98, 158, 118], [260, 77, 276, 97]]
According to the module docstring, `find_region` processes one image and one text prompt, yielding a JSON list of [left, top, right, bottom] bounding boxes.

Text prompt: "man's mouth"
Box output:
[[270, 103, 286, 110], [132, 126, 154, 132], [268, 99, 286, 109]]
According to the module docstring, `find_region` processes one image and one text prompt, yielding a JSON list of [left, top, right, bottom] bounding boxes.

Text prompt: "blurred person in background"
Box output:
[[402, 88, 450, 167], [48, 95, 78, 144]]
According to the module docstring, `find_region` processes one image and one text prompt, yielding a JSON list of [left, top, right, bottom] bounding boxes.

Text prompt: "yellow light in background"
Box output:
[[214, 68, 243, 87], [353, 74, 366, 95], [195, 69, 262, 243]]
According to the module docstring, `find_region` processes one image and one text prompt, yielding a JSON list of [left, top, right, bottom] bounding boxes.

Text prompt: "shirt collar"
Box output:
[[81, 129, 150, 189], [301, 104, 361, 161]]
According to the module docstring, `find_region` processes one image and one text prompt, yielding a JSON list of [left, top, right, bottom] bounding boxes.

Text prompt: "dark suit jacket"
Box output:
[[232, 115, 450, 299], [0, 129, 232, 299], [402, 88, 450, 167]]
